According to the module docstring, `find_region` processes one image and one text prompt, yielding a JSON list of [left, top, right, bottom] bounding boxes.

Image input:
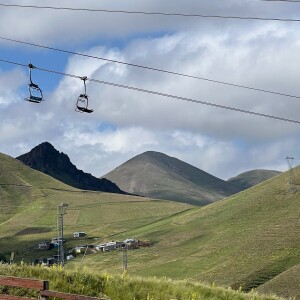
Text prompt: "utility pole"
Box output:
[[286, 156, 296, 193], [57, 203, 68, 266], [122, 245, 128, 272]]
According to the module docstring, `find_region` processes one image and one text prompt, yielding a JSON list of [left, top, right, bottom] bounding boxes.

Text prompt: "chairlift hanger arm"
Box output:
[[81, 76, 88, 95]]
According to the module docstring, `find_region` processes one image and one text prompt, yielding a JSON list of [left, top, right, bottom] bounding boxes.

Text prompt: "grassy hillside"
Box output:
[[0, 264, 282, 300], [0, 152, 74, 229], [102, 151, 240, 206], [0, 153, 190, 262], [1, 152, 299, 299], [228, 169, 282, 190], [77, 167, 299, 299], [257, 263, 300, 299]]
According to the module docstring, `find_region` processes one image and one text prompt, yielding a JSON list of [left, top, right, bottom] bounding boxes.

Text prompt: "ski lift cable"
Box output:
[[0, 3, 300, 22], [0, 36, 299, 100], [0, 57, 300, 124], [261, 0, 300, 2]]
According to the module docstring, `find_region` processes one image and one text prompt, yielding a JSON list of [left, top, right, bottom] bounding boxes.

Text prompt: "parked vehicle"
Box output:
[[73, 232, 87, 238]]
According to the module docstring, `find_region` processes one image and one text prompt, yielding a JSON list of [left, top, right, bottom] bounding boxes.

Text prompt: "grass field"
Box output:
[[0, 152, 299, 299], [0, 264, 283, 300], [0, 153, 190, 263], [67, 167, 300, 299]]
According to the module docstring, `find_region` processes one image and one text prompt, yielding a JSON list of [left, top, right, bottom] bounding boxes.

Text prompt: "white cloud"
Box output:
[[0, 1, 300, 181], [0, 68, 26, 106]]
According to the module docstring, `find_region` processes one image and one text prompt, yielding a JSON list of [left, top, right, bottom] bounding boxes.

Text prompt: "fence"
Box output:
[[0, 276, 106, 300]]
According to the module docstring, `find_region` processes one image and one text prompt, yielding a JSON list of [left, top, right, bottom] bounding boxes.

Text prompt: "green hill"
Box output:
[[102, 151, 240, 206], [0, 152, 75, 232], [0, 152, 190, 261], [257, 263, 300, 299], [228, 169, 282, 190], [81, 166, 299, 299], [1, 152, 299, 299]]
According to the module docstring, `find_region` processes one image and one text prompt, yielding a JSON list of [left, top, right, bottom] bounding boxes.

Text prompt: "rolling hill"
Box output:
[[1, 151, 299, 298], [257, 263, 300, 299], [102, 151, 241, 205], [82, 165, 299, 299], [0, 152, 190, 260], [228, 169, 282, 190], [16, 142, 125, 194]]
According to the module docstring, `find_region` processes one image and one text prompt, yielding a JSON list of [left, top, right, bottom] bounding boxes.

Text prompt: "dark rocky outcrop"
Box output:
[[17, 142, 125, 194]]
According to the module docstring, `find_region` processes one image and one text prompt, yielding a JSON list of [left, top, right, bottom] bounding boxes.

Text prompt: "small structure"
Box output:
[[41, 257, 54, 266], [74, 245, 94, 254], [51, 237, 66, 247], [123, 238, 140, 249], [66, 254, 75, 261], [103, 242, 117, 252], [37, 241, 51, 250], [73, 231, 87, 238], [95, 241, 118, 252], [74, 246, 86, 254]]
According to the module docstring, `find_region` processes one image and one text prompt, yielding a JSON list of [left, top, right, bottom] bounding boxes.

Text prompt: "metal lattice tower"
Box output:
[[57, 203, 68, 266], [286, 156, 296, 193]]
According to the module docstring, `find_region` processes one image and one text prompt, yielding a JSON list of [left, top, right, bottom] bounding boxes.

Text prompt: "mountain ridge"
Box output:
[[102, 150, 241, 205], [16, 142, 125, 194], [228, 169, 282, 190]]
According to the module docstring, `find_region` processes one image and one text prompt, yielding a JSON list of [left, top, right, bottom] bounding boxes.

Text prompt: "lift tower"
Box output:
[[285, 156, 296, 193], [57, 203, 69, 266]]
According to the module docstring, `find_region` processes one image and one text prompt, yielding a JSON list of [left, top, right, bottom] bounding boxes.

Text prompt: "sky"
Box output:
[[0, 0, 300, 180]]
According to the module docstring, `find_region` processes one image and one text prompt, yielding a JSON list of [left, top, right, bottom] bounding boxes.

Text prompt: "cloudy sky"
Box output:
[[0, 0, 300, 180]]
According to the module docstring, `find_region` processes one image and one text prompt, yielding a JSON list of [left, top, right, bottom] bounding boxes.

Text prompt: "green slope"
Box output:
[[1, 152, 299, 298], [0, 152, 74, 230], [0, 264, 282, 300], [228, 169, 282, 190], [102, 151, 240, 206], [81, 166, 299, 298], [257, 263, 300, 299], [0, 153, 190, 261]]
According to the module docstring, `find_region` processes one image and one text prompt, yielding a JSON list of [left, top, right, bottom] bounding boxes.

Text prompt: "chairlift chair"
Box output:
[[25, 82, 44, 103], [75, 76, 93, 113], [24, 63, 44, 103]]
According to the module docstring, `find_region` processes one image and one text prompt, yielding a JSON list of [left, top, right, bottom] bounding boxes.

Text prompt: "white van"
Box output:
[[73, 232, 86, 238]]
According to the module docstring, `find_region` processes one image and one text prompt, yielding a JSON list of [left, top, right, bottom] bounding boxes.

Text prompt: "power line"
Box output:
[[0, 57, 300, 125], [1, 3, 300, 22], [262, 0, 300, 2], [1, 36, 299, 100]]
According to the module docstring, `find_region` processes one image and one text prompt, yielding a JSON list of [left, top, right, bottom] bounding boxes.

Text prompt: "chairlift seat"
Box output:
[[25, 95, 43, 103], [25, 83, 43, 103], [76, 106, 94, 113]]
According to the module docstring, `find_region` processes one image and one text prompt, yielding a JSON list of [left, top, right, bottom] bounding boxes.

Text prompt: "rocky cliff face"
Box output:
[[17, 142, 125, 194]]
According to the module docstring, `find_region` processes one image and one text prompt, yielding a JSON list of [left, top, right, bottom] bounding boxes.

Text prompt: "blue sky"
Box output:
[[1, 0, 300, 180]]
